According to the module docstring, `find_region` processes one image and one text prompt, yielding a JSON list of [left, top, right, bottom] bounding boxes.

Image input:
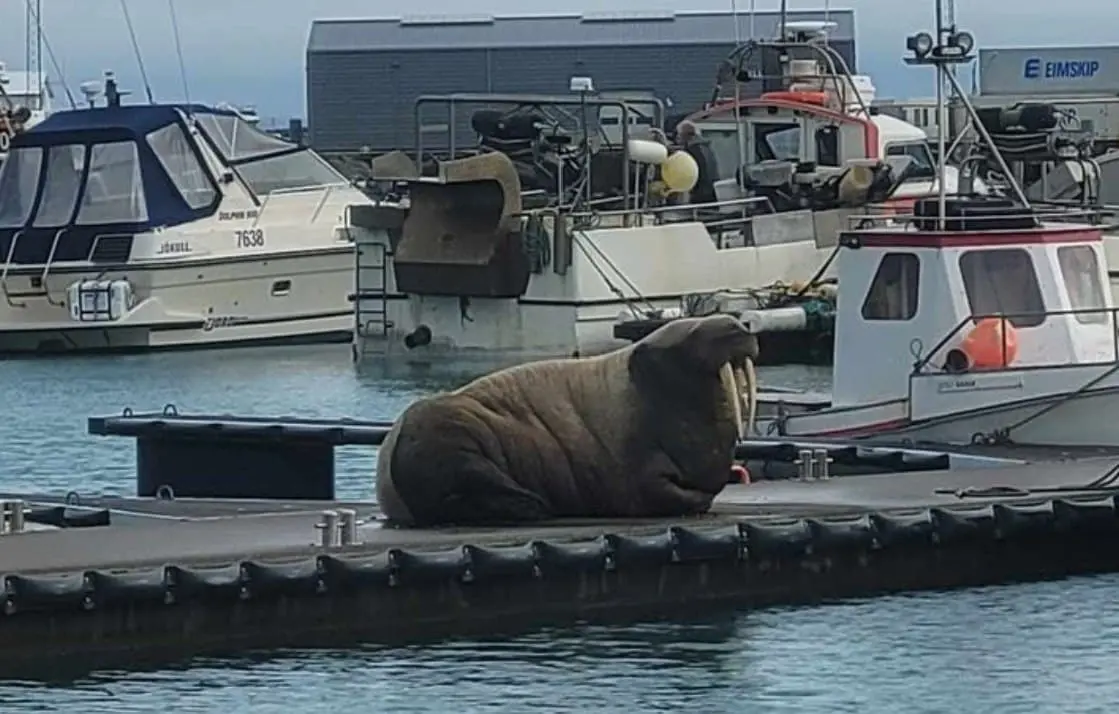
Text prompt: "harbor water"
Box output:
[[1, 345, 1117, 713]]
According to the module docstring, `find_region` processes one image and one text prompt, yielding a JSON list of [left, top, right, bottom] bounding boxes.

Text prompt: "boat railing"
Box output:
[[250, 182, 352, 228], [846, 205, 1113, 231], [0, 228, 24, 307], [1, 227, 69, 307], [563, 195, 777, 236], [911, 307, 1119, 375]]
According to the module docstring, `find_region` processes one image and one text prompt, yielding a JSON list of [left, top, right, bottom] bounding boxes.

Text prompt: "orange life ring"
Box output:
[[960, 317, 1019, 369]]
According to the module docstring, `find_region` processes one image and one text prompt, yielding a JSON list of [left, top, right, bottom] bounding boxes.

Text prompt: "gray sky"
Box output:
[[3, 0, 1117, 123]]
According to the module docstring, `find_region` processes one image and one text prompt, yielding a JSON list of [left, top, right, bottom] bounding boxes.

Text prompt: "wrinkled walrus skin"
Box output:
[[375, 314, 760, 527]]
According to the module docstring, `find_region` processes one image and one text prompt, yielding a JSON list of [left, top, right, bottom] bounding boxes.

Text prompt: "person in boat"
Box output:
[[674, 120, 718, 205]]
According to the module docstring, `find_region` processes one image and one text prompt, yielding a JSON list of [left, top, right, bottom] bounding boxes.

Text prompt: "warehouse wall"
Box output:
[[306, 40, 856, 152]]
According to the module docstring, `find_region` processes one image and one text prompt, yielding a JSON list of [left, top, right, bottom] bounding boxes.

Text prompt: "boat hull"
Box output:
[[0, 248, 353, 354], [760, 363, 1119, 448]]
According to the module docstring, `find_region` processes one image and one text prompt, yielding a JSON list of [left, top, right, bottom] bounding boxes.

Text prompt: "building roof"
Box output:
[[0, 68, 47, 97], [306, 9, 856, 53]]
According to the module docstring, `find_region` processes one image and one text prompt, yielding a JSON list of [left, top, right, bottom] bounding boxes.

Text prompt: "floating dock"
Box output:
[[1, 408, 1118, 678]]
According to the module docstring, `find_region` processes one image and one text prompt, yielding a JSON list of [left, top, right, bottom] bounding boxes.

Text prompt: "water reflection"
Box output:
[[4, 575, 1119, 712]]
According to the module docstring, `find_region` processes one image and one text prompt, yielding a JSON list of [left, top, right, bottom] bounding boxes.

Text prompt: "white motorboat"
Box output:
[[0, 76, 381, 353], [747, 15, 1119, 449], [752, 203, 1119, 447], [350, 23, 957, 363]]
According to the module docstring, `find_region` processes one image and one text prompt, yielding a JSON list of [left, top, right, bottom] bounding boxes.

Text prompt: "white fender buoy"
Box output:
[[626, 138, 669, 166]]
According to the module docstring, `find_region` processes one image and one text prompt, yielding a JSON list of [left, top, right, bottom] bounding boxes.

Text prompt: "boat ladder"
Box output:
[[1, 229, 65, 308], [352, 240, 390, 359]]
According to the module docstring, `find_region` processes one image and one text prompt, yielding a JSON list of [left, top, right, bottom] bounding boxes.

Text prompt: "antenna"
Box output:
[[167, 0, 193, 113], [22, 0, 43, 105], [118, 0, 155, 104], [904, 1, 1029, 229], [23, 0, 77, 109]]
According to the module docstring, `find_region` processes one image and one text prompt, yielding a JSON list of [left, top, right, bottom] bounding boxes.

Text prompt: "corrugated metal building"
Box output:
[[305, 9, 857, 151]]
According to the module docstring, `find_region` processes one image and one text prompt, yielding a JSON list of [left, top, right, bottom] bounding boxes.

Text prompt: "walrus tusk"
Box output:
[[732, 365, 747, 436], [719, 361, 744, 440], [732, 356, 757, 438], [743, 355, 757, 437]]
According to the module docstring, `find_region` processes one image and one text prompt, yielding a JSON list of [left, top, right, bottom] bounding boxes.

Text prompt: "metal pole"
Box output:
[[732, 0, 747, 192], [796, 449, 813, 480], [942, 69, 1030, 207], [317, 510, 339, 548], [338, 508, 358, 546], [9, 500, 24, 533], [934, 0, 947, 230]]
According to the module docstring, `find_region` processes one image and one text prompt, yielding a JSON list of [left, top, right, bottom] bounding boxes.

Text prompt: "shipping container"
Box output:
[[979, 46, 1119, 97]]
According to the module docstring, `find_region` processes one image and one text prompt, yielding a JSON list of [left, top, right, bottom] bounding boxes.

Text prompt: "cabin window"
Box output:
[[754, 123, 800, 162], [34, 144, 86, 227], [146, 123, 217, 210], [195, 113, 293, 162], [0, 147, 42, 228], [235, 150, 346, 197], [696, 128, 742, 180], [1058, 245, 1107, 324], [76, 141, 148, 225], [861, 252, 920, 320], [959, 248, 1046, 327], [886, 142, 936, 179], [815, 126, 839, 166]]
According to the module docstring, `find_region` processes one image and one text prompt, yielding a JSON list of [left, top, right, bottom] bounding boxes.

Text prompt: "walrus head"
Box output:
[[629, 314, 760, 439]]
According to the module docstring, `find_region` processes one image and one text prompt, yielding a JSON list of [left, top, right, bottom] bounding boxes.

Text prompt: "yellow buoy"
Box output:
[[661, 151, 699, 194]]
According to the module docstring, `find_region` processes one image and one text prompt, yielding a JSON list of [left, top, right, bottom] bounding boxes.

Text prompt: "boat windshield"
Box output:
[[34, 143, 86, 227], [235, 150, 346, 197], [0, 139, 151, 228], [193, 111, 346, 197], [699, 128, 744, 181], [697, 123, 803, 181], [0, 146, 42, 228], [75, 141, 148, 225], [886, 141, 936, 180], [145, 122, 217, 210]]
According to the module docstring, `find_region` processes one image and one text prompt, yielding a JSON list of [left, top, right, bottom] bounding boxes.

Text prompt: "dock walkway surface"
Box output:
[[0, 456, 1114, 575], [2, 456, 1119, 678]]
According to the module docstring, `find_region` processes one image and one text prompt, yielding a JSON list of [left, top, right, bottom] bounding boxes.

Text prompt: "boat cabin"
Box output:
[[0, 104, 346, 266], [687, 87, 937, 197], [831, 199, 1112, 408]]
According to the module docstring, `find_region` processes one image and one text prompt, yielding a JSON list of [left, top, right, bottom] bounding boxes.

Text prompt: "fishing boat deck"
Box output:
[[3, 456, 1115, 576]]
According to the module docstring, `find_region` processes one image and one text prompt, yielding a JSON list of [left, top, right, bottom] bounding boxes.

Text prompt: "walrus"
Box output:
[[375, 314, 759, 527]]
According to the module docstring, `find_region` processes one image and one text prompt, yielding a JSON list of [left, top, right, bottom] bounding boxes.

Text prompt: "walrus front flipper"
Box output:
[[637, 451, 722, 518], [409, 454, 554, 528], [440, 459, 554, 527]]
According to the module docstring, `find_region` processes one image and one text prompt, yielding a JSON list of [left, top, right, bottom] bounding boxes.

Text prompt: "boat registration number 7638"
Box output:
[[234, 228, 265, 248]]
